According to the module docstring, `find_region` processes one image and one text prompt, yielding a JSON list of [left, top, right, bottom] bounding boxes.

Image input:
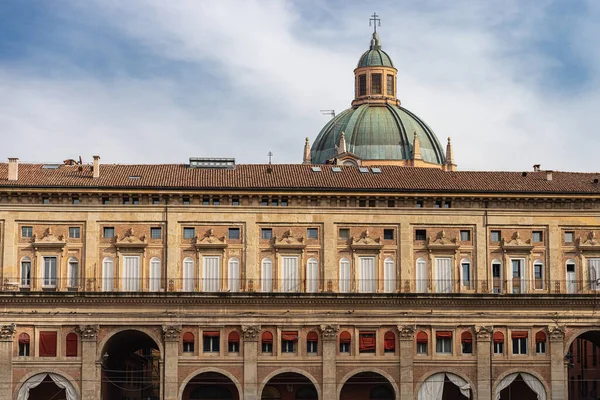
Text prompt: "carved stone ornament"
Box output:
[[397, 325, 415, 340], [548, 325, 566, 341], [242, 325, 261, 341], [475, 326, 493, 341], [319, 324, 340, 341], [162, 325, 182, 341], [194, 229, 228, 249], [0, 323, 16, 341], [32, 227, 66, 250], [75, 325, 99, 341], [351, 230, 383, 250], [501, 231, 534, 252], [427, 230, 459, 250], [115, 228, 147, 249], [274, 230, 306, 249], [577, 231, 600, 251]]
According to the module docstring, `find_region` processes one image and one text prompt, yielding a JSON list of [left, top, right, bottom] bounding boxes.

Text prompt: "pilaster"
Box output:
[[0, 324, 15, 400], [76, 325, 99, 400], [398, 325, 414, 400], [162, 325, 181, 400], [242, 325, 260, 400], [320, 324, 339, 399], [549, 326, 567, 400], [475, 326, 492, 400]]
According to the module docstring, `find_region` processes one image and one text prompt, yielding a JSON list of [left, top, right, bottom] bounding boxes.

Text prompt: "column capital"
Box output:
[[475, 326, 493, 341], [76, 325, 99, 341], [548, 325, 566, 341], [397, 325, 415, 341], [319, 324, 340, 341], [241, 325, 261, 342], [0, 323, 16, 341], [162, 325, 182, 342]]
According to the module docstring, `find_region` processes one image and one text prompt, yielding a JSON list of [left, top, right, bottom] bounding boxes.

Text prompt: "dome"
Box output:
[[310, 104, 446, 165], [357, 32, 394, 68]]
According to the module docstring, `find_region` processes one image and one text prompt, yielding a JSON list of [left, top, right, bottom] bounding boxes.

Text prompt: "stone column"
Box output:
[[475, 326, 492, 400], [0, 324, 15, 400], [398, 326, 415, 400], [162, 325, 181, 400], [76, 325, 100, 400], [242, 325, 260, 400], [549, 326, 567, 400], [320, 324, 339, 399]]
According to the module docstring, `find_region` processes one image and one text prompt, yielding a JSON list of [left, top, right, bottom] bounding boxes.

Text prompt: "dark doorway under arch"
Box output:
[[569, 330, 600, 400], [182, 372, 239, 400], [261, 372, 317, 400], [499, 375, 538, 400], [340, 372, 395, 400], [28, 375, 66, 400]]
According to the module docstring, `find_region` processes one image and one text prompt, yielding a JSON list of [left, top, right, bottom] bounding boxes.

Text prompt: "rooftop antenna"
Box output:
[[268, 151, 273, 165], [369, 12, 381, 33], [320, 109, 336, 119]]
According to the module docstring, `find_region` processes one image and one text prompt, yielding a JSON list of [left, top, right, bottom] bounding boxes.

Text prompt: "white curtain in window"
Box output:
[[262, 258, 273, 292], [339, 258, 350, 293], [520, 373, 546, 400], [493, 373, 519, 400], [281, 256, 299, 292], [384, 257, 395, 293], [228, 258, 240, 292], [589, 258, 600, 290], [416, 258, 427, 293], [446, 373, 471, 399], [435, 258, 453, 293], [68, 258, 79, 288], [183, 257, 195, 291], [43, 257, 57, 287], [359, 256, 376, 293], [102, 257, 114, 292], [149, 257, 161, 291], [203, 256, 220, 292], [17, 373, 77, 400], [566, 260, 576, 294], [417, 372, 444, 400], [20, 257, 31, 287], [306, 258, 318, 293], [122, 256, 140, 291]]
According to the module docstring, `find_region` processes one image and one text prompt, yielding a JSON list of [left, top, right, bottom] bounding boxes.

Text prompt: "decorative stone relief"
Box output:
[[475, 326, 493, 341], [397, 325, 415, 340], [194, 229, 227, 249], [0, 323, 16, 341], [32, 227, 66, 252], [75, 325, 99, 341], [427, 230, 458, 250], [274, 229, 306, 249], [549, 325, 566, 341], [351, 230, 383, 249], [501, 232, 534, 252], [241, 325, 261, 341], [115, 228, 147, 249], [162, 325, 182, 342], [577, 231, 600, 251], [319, 324, 339, 341]]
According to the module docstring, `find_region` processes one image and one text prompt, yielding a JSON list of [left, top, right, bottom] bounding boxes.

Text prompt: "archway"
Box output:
[[101, 329, 161, 400], [495, 372, 545, 400], [340, 372, 395, 400], [261, 372, 318, 400], [181, 372, 240, 400], [567, 330, 600, 399], [418, 372, 472, 400], [17, 372, 77, 400]]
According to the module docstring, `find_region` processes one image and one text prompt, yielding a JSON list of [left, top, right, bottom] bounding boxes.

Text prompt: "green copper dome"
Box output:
[[310, 104, 446, 165], [357, 32, 394, 68]]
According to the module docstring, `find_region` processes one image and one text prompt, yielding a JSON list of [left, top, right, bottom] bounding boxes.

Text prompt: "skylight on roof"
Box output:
[[129, 176, 141, 180], [332, 167, 342, 172], [41, 164, 60, 169], [371, 167, 382, 173], [311, 166, 322, 172], [359, 167, 369, 173]]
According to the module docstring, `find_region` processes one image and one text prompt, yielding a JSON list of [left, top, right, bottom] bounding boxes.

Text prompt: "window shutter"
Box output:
[[339, 259, 350, 293], [306, 258, 318, 293], [150, 258, 161, 292], [262, 259, 273, 293], [384, 258, 395, 293], [183, 258, 195, 292], [39, 332, 57, 357], [359, 332, 376, 351], [228, 258, 240, 292], [102, 258, 114, 292]]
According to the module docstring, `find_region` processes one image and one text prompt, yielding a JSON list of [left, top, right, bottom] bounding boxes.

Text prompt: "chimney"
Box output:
[[303, 138, 311, 164], [8, 158, 18, 181], [93, 155, 100, 178], [533, 164, 541, 172], [546, 170, 553, 181]]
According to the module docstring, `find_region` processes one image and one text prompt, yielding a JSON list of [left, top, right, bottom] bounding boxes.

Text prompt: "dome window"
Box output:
[[358, 75, 367, 96], [371, 74, 382, 94], [386, 75, 394, 96]]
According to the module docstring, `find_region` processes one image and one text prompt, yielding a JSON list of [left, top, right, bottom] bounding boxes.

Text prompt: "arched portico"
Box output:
[[339, 369, 398, 400], [180, 370, 241, 400], [416, 371, 473, 400], [259, 369, 320, 400], [493, 371, 547, 400], [15, 371, 78, 400], [564, 328, 600, 399]]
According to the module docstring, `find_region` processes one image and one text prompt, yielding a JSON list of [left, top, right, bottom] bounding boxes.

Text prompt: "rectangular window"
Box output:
[[371, 74, 382, 94], [20, 261, 31, 287], [340, 342, 350, 353], [281, 331, 298, 353], [202, 256, 221, 292], [39, 332, 57, 357], [228, 228, 240, 240], [183, 227, 195, 239], [358, 74, 367, 96], [152, 197, 160, 205], [202, 196, 210, 205], [386, 75, 394, 96], [203, 332, 220, 353], [132, 197, 139, 205], [339, 228, 350, 239], [435, 258, 453, 293], [387, 199, 395, 207], [122, 256, 140, 291], [494, 342, 504, 354], [461, 262, 471, 289], [384, 229, 394, 240], [417, 342, 428, 354], [415, 229, 427, 241], [490, 230, 501, 242], [102, 197, 110, 205], [182, 196, 190, 205], [460, 230, 471, 241], [21, 226, 33, 238], [511, 259, 524, 293], [231, 197, 240, 206], [436, 334, 452, 354], [534, 263, 544, 289], [512, 337, 527, 354], [281, 197, 289, 207], [261, 197, 269, 206], [307, 228, 319, 239], [228, 341, 239, 353], [359, 332, 376, 353], [416, 200, 424, 208], [564, 231, 574, 243], [532, 231, 543, 243], [69, 227, 80, 239], [19, 340, 30, 357], [444, 200, 451, 208], [262, 342, 273, 353], [261, 228, 273, 240], [271, 199, 279, 206], [358, 257, 376, 293], [122, 196, 130, 205], [281, 256, 299, 292], [103, 227, 114, 239], [213, 198, 220, 206], [150, 227, 162, 239], [462, 341, 473, 354], [369, 199, 376, 207], [42, 197, 49, 204], [43, 257, 57, 288], [435, 200, 442, 208], [359, 199, 367, 207], [72, 197, 80, 205], [536, 341, 546, 354], [492, 262, 502, 294]]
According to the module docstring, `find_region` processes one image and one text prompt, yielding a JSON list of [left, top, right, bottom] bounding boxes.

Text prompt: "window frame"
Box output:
[[306, 228, 319, 239], [261, 228, 273, 240], [339, 228, 350, 240], [383, 229, 394, 240], [415, 229, 427, 241], [228, 227, 241, 240], [564, 231, 574, 243], [183, 227, 195, 239], [103, 227, 115, 239], [490, 230, 501, 243], [202, 332, 220, 353], [532, 231, 543, 243], [68, 227, 81, 239], [460, 230, 471, 241], [21, 226, 33, 238], [371, 73, 382, 94], [150, 227, 162, 239]]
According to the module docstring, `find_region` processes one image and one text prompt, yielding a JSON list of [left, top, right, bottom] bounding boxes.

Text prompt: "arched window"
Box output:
[[261, 258, 273, 293], [149, 257, 161, 292], [183, 332, 194, 353], [416, 258, 427, 293], [102, 257, 114, 292], [461, 331, 473, 354], [20, 257, 31, 288], [416, 331, 428, 354], [535, 331, 547, 354], [566, 259, 577, 294], [183, 257, 195, 292], [18, 333, 30, 356], [228, 258, 240, 292], [68, 257, 79, 289], [384, 331, 395, 353], [533, 259, 544, 289], [493, 331, 504, 354], [66, 332, 78, 357], [228, 331, 240, 353], [306, 258, 318, 293], [460, 258, 471, 290], [383, 258, 395, 293], [491, 259, 503, 293], [261, 331, 273, 353], [307, 331, 318, 353], [339, 258, 350, 293], [339, 331, 351, 353]]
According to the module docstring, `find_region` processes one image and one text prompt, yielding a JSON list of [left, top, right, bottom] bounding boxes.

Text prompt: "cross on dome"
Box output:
[[369, 12, 381, 33]]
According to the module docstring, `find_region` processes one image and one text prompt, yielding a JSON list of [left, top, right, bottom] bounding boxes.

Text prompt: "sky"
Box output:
[[0, 0, 599, 171]]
